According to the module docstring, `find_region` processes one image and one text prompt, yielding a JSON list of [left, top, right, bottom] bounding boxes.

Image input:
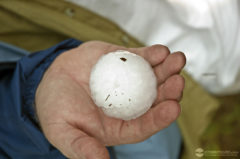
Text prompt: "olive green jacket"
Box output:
[[0, 0, 219, 159]]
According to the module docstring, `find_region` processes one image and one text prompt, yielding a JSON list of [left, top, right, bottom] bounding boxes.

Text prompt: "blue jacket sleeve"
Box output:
[[0, 39, 81, 159]]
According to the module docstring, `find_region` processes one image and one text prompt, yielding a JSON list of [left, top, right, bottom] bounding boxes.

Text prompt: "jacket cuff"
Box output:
[[21, 39, 82, 124]]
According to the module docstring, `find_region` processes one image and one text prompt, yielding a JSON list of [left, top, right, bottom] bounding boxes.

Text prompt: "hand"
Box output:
[[35, 41, 186, 159]]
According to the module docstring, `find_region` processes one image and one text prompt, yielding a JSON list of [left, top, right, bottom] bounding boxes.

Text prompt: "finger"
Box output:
[[86, 42, 171, 66], [129, 44, 170, 66], [44, 123, 109, 159], [155, 74, 185, 104], [154, 52, 186, 84], [118, 100, 180, 144]]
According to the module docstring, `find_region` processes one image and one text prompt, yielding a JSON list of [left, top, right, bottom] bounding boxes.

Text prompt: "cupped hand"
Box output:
[[35, 41, 186, 159]]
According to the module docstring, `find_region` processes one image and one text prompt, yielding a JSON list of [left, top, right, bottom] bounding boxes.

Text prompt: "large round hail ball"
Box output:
[[90, 50, 157, 120]]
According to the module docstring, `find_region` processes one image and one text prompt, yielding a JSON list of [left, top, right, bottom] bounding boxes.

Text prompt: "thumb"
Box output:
[[44, 124, 109, 159], [71, 133, 109, 159]]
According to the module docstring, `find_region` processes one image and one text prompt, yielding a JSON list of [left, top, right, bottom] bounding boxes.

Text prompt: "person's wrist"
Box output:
[[23, 39, 82, 126]]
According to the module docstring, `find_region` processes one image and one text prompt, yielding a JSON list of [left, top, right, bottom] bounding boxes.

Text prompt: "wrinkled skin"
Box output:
[[35, 41, 186, 159]]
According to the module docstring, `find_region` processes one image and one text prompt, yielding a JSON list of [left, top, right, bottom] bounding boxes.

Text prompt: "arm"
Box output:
[[0, 39, 186, 159], [0, 39, 81, 159]]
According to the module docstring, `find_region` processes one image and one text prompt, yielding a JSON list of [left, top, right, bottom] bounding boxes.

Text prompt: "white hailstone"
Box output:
[[90, 50, 157, 120]]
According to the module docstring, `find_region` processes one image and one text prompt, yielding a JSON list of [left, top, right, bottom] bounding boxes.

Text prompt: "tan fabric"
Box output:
[[179, 73, 219, 159], [0, 0, 141, 52], [0, 0, 220, 158]]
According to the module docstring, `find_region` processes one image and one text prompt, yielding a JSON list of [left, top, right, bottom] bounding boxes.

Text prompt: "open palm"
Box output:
[[35, 41, 186, 159]]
